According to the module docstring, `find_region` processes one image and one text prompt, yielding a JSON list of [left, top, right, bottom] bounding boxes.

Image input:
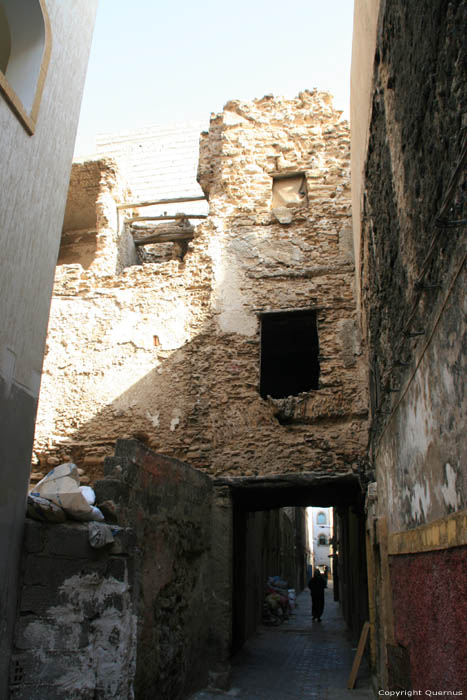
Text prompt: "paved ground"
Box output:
[[191, 585, 376, 700]]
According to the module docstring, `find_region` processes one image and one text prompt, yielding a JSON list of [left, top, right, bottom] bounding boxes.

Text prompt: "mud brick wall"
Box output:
[[94, 439, 214, 700], [33, 91, 368, 483], [10, 519, 137, 700]]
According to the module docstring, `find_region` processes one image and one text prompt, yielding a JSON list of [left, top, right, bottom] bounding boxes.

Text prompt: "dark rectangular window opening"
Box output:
[[260, 309, 320, 399]]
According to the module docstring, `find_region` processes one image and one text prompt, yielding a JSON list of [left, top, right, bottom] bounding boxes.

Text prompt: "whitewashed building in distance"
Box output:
[[308, 507, 333, 572]]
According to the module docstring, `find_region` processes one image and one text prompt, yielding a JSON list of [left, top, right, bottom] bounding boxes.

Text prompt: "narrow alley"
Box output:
[[1, 2, 465, 698], [191, 586, 375, 700]]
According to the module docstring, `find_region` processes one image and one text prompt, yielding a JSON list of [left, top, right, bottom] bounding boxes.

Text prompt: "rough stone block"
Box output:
[[94, 478, 130, 507], [109, 527, 136, 555], [22, 518, 46, 554], [23, 555, 83, 587], [19, 585, 50, 615], [45, 523, 99, 559], [106, 557, 127, 583]]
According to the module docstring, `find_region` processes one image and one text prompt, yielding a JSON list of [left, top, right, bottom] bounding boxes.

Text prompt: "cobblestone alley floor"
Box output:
[[191, 585, 376, 700]]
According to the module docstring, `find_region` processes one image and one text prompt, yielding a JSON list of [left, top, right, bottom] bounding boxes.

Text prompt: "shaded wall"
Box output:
[[232, 506, 307, 651], [352, 0, 466, 689], [335, 505, 369, 645], [94, 440, 214, 700], [10, 520, 137, 700], [0, 1, 97, 694]]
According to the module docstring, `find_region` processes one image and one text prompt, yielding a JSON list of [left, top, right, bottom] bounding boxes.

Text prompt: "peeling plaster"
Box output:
[[146, 410, 160, 428], [170, 410, 181, 431], [209, 234, 257, 336], [441, 462, 461, 511], [402, 480, 432, 525], [21, 572, 137, 698]]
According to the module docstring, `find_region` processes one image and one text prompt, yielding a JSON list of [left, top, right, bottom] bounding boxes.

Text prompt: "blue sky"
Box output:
[[74, 0, 355, 156]]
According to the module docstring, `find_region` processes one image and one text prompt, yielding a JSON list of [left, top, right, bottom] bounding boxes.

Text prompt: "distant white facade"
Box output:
[[308, 507, 333, 570]]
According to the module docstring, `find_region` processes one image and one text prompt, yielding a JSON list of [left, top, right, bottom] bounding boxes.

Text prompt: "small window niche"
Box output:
[[318, 534, 327, 546], [272, 173, 308, 209], [0, 0, 51, 135], [260, 309, 320, 399]]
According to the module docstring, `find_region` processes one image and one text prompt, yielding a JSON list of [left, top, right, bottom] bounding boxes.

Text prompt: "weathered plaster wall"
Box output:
[[353, 0, 466, 689], [0, 1, 97, 693], [359, 0, 466, 529], [10, 520, 137, 700], [376, 267, 465, 532], [94, 440, 213, 700], [34, 92, 368, 486]]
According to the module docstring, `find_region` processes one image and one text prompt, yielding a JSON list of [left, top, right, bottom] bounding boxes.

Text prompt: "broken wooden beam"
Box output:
[[134, 231, 194, 246], [127, 214, 208, 224], [117, 195, 206, 210]]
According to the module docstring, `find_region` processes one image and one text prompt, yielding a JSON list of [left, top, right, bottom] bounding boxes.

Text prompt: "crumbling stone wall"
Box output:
[[10, 520, 137, 700], [57, 158, 136, 275], [94, 440, 214, 700], [12, 440, 216, 700], [354, 0, 466, 690], [34, 92, 368, 484]]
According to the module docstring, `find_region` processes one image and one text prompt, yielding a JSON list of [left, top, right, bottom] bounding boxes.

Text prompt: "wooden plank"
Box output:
[[117, 195, 206, 210], [134, 231, 194, 247], [127, 214, 207, 223], [347, 621, 370, 689]]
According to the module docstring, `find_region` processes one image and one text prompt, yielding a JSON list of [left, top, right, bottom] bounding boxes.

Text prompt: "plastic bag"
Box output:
[[80, 485, 96, 505], [27, 493, 67, 523], [32, 463, 103, 521], [88, 522, 115, 549]]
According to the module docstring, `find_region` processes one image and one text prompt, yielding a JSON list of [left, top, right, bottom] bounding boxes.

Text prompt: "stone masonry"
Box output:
[[33, 91, 368, 484], [10, 520, 137, 700]]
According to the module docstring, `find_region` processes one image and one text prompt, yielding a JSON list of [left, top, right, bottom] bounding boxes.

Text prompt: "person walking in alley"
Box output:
[[309, 568, 326, 621]]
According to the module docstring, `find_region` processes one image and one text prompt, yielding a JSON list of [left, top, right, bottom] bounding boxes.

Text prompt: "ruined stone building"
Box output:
[[1, 0, 465, 697], [33, 91, 367, 481]]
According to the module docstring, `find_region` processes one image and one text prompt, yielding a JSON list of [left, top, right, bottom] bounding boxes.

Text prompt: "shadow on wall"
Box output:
[[33, 305, 368, 487]]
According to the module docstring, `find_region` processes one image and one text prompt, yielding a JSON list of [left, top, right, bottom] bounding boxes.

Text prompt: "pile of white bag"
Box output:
[[28, 463, 104, 523]]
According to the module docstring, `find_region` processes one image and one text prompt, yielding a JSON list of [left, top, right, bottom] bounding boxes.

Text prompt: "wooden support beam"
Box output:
[[127, 214, 207, 224], [134, 231, 194, 246], [117, 195, 206, 210]]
